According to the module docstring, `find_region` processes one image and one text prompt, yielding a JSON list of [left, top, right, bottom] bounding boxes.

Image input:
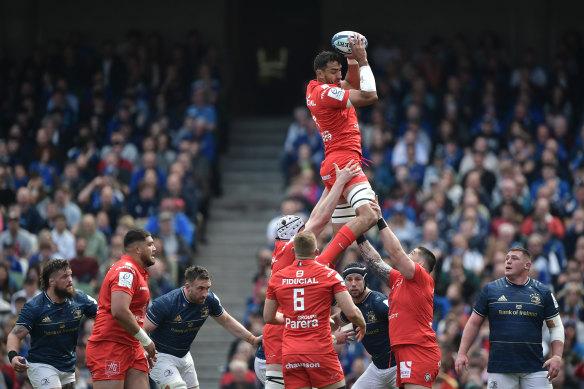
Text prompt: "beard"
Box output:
[[141, 251, 156, 267], [54, 285, 76, 299]]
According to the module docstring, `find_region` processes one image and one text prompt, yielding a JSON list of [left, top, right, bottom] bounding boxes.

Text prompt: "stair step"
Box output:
[[221, 157, 282, 171], [228, 145, 282, 158]]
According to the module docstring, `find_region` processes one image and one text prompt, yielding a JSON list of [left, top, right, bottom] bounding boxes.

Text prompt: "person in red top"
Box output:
[[262, 160, 360, 388], [357, 202, 440, 389], [306, 34, 379, 239], [86, 229, 157, 388], [264, 231, 366, 389]]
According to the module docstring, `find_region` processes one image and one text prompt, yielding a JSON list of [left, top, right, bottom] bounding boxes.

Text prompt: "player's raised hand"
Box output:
[[355, 324, 366, 342], [10, 355, 28, 372], [454, 353, 468, 375], [369, 196, 382, 219], [347, 33, 367, 64], [333, 328, 356, 345], [334, 160, 360, 185], [543, 355, 562, 380]]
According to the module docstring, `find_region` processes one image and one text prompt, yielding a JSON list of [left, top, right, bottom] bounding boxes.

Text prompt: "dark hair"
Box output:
[[416, 246, 437, 273], [184, 265, 211, 283], [313, 51, 343, 72], [123, 229, 151, 250], [41, 259, 70, 291], [508, 246, 532, 262]]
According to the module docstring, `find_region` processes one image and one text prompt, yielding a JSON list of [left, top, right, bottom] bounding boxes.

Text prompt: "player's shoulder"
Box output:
[[72, 289, 94, 303], [368, 290, 387, 303], [528, 278, 552, 294], [154, 287, 182, 305], [484, 276, 507, 291], [27, 292, 48, 307], [207, 289, 221, 304], [111, 258, 138, 274]]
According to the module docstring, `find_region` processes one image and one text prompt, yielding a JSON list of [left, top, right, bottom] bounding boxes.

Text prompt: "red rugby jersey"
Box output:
[[89, 255, 150, 346], [306, 80, 362, 158], [267, 260, 345, 355], [387, 262, 438, 347]]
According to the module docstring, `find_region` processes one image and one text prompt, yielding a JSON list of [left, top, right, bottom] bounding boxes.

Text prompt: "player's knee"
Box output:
[[265, 370, 284, 388], [355, 202, 377, 227], [161, 380, 188, 389]]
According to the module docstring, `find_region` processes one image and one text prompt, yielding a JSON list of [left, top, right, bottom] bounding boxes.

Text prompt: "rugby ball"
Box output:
[[331, 31, 368, 55]]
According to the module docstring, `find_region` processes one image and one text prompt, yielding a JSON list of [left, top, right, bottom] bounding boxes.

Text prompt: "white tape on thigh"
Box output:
[[163, 380, 188, 389], [265, 370, 284, 388], [332, 203, 356, 224], [347, 183, 375, 210]]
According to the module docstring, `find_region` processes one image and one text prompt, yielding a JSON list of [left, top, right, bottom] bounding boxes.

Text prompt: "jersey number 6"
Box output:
[[293, 288, 304, 311]]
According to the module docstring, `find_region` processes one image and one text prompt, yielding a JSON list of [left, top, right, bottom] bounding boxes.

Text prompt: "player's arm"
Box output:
[[213, 310, 262, 348], [111, 290, 157, 359], [7, 325, 29, 371], [334, 290, 366, 342], [358, 239, 392, 287], [454, 312, 486, 375], [263, 298, 284, 325], [543, 314, 564, 379], [305, 160, 360, 237], [142, 316, 158, 334], [369, 199, 416, 279], [343, 35, 377, 107]]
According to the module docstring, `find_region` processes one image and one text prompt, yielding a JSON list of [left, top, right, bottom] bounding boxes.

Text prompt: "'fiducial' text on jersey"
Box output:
[[17, 290, 97, 372], [267, 260, 345, 355], [146, 287, 223, 357], [473, 277, 560, 373]]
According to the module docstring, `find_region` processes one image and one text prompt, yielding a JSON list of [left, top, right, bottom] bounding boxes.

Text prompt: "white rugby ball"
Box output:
[[331, 31, 368, 55]]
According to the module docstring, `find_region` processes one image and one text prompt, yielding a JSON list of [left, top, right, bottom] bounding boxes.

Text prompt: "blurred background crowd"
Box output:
[[0, 14, 583, 389]]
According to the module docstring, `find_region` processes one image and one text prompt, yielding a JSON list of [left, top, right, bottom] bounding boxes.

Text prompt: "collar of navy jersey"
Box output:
[[505, 277, 531, 286], [44, 291, 68, 305], [181, 287, 191, 304]]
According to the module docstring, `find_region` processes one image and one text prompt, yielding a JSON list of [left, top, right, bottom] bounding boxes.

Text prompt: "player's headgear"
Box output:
[[343, 262, 368, 293], [276, 215, 305, 240]]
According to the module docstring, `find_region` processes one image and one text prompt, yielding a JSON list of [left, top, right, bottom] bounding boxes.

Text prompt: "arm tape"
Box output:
[[359, 65, 376, 92], [548, 315, 565, 343], [134, 328, 153, 347]]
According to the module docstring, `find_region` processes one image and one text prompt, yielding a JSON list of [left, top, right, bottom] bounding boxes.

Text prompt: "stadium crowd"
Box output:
[[0, 25, 584, 389], [0, 29, 221, 388], [249, 30, 584, 388]]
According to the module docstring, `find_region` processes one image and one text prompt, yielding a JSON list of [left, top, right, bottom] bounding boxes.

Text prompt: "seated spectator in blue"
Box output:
[[105, 103, 135, 142], [13, 164, 28, 189], [191, 62, 221, 104], [399, 88, 436, 137], [29, 241, 59, 267], [46, 88, 78, 133], [144, 197, 195, 248], [16, 187, 44, 234], [78, 179, 124, 229], [129, 151, 167, 193], [530, 162, 570, 205], [368, 150, 394, 199], [471, 113, 503, 153], [183, 118, 217, 164], [402, 143, 426, 186], [185, 86, 217, 130], [392, 128, 430, 168], [292, 119, 324, 166], [281, 107, 311, 182], [161, 173, 198, 222], [29, 147, 59, 192], [2, 241, 26, 274], [527, 232, 554, 286], [54, 185, 83, 234], [126, 181, 159, 223]]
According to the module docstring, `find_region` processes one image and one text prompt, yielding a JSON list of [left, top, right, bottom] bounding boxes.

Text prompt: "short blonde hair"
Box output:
[[293, 231, 317, 259]]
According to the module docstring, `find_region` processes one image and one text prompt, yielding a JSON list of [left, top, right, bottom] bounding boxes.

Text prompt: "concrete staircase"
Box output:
[[192, 117, 289, 387]]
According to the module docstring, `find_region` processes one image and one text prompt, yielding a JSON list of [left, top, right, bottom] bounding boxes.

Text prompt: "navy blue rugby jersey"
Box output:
[[473, 277, 560, 373], [146, 287, 223, 357], [340, 290, 396, 369], [17, 290, 97, 371]]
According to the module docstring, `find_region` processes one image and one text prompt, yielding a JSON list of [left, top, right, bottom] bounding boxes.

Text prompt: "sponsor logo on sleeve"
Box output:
[[118, 272, 133, 288], [327, 87, 345, 101]]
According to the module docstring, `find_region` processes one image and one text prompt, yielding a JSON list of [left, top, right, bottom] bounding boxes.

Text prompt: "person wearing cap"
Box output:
[[257, 160, 360, 389], [142, 265, 261, 389], [331, 262, 397, 388], [455, 247, 564, 388]]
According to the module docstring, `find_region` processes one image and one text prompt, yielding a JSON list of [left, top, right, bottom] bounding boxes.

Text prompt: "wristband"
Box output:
[[359, 65, 376, 92], [356, 235, 367, 245], [377, 218, 388, 231], [8, 351, 17, 363], [134, 328, 152, 347], [347, 59, 358, 65], [247, 334, 256, 344], [332, 335, 337, 345]]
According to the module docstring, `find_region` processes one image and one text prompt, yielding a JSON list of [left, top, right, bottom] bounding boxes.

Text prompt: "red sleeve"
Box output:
[[109, 266, 137, 296], [330, 270, 346, 294], [317, 86, 350, 109], [266, 276, 278, 300]]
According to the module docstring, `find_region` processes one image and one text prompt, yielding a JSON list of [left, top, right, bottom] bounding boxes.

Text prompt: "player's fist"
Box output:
[[11, 356, 28, 372]]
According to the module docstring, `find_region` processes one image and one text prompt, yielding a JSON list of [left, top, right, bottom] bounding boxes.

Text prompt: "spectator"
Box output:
[[51, 213, 76, 260], [69, 236, 99, 287]]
